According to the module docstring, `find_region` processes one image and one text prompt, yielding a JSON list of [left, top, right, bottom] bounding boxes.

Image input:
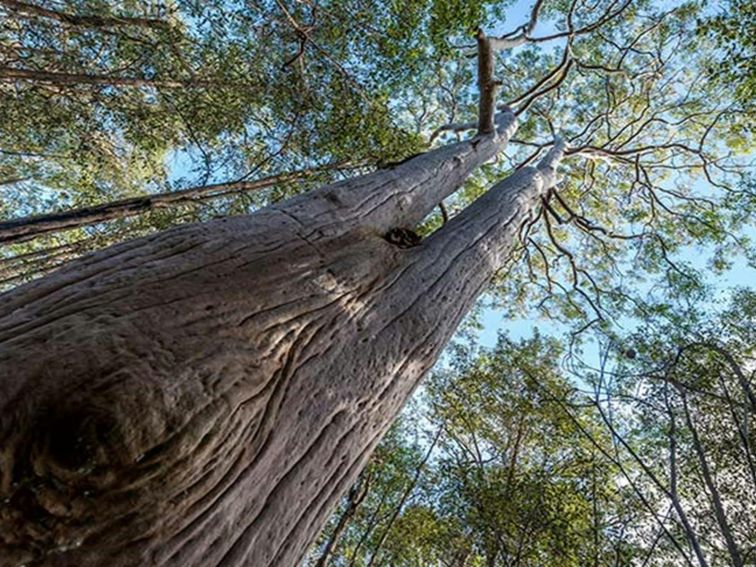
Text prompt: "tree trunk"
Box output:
[[365, 428, 441, 567], [0, 0, 172, 29], [312, 471, 370, 567], [681, 395, 743, 567], [0, 110, 564, 566], [0, 163, 352, 244]]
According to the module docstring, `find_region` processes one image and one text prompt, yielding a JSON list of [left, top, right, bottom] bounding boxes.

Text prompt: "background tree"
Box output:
[[308, 289, 755, 566], [696, 0, 755, 111], [576, 288, 756, 566], [306, 336, 628, 567], [3, 0, 752, 296]]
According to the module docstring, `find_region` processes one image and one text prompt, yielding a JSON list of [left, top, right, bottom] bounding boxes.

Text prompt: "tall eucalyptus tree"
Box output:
[[0, 0, 752, 565]]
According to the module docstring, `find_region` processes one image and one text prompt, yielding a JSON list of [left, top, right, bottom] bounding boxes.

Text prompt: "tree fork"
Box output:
[[0, 35, 567, 563], [0, 116, 567, 566]]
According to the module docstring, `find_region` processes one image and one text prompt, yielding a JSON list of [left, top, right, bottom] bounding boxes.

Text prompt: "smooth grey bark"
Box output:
[[476, 31, 500, 135], [0, 109, 564, 566]]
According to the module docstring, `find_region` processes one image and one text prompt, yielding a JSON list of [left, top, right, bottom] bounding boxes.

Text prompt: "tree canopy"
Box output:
[[2, 0, 752, 312]]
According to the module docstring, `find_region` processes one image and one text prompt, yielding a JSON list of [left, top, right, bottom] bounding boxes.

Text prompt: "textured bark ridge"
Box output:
[[0, 111, 565, 566]]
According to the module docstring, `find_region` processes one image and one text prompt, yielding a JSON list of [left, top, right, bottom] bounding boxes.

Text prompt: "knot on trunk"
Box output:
[[43, 408, 126, 476], [0, 404, 138, 562], [384, 227, 422, 248]]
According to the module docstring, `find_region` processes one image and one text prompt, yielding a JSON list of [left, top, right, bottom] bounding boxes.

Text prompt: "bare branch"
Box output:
[[0, 0, 172, 30], [505, 44, 573, 109], [526, 0, 633, 44], [486, 0, 632, 52], [0, 163, 353, 244], [477, 30, 501, 134], [489, 0, 546, 50], [428, 120, 477, 144]]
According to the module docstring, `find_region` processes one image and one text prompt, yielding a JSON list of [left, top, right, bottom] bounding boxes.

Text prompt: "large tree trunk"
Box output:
[[0, 109, 564, 566]]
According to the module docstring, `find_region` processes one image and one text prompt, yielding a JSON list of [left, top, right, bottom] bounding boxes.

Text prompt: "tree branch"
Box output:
[[0, 66, 195, 88], [489, 0, 545, 50], [0, 164, 352, 244], [0, 0, 171, 29], [477, 30, 501, 134], [487, 0, 632, 52]]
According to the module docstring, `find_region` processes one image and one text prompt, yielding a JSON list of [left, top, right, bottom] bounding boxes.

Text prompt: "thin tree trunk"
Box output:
[[346, 484, 392, 567], [366, 428, 441, 567], [0, 0, 171, 29], [640, 506, 674, 567], [312, 471, 371, 567], [0, 101, 565, 565], [596, 391, 709, 567], [518, 366, 697, 566], [681, 395, 743, 567], [0, 66, 199, 87], [592, 452, 600, 567], [716, 371, 756, 490], [678, 343, 756, 410], [0, 163, 352, 244]]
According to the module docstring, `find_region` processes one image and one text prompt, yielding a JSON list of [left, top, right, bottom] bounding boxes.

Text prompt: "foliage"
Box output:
[[5, 0, 752, 326], [307, 290, 756, 566], [305, 336, 633, 566], [696, 0, 756, 108]]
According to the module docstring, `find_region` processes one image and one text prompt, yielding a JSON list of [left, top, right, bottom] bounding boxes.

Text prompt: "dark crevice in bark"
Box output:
[[383, 228, 422, 248]]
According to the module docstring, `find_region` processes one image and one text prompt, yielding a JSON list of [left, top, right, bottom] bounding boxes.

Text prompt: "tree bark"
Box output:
[[0, 110, 564, 566], [476, 31, 500, 135]]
